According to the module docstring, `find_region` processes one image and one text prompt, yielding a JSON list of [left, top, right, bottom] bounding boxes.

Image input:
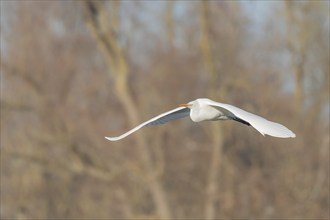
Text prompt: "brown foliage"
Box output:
[[1, 1, 329, 219]]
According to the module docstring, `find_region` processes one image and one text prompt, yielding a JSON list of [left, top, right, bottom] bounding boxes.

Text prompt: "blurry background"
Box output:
[[1, 1, 329, 219]]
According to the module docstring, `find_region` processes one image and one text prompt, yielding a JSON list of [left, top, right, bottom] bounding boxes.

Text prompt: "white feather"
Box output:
[[203, 99, 296, 138], [105, 107, 189, 141], [105, 98, 296, 141]]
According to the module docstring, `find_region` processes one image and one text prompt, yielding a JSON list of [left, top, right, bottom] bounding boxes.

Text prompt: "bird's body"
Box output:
[[105, 98, 296, 141], [190, 103, 222, 122]]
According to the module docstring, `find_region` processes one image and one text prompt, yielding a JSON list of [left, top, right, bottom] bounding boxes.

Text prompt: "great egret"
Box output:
[[105, 98, 296, 141]]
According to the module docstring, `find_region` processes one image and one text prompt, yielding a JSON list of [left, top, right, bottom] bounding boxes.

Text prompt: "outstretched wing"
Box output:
[[204, 99, 296, 138], [105, 107, 190, 141]]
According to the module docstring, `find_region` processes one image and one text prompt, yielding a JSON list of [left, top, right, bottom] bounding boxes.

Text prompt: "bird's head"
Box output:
[[178, 100, 196, 109]]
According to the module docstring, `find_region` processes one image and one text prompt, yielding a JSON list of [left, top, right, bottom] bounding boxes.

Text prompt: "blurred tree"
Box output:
[[165, 0, 175, 47], [1, 1, 328, 219], [285, 1, 329, 116], [83, 1, 171, 218], [285, 1, 306, 110], [199, 1, 224, 219]]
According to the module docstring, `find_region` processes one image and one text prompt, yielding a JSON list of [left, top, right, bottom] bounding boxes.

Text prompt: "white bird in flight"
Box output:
[[105, 98, 296, 141]]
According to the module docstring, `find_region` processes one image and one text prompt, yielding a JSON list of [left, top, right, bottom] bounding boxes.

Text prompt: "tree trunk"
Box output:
[[200, 2, 224, 219], [83, 2, 171, 218]]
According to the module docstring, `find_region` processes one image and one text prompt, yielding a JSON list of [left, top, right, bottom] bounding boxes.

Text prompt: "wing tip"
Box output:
[[256, 127, 296, 138], [105, 136, 117, 141], [267, 131, 296, 138], [282, 129, 296, 138]]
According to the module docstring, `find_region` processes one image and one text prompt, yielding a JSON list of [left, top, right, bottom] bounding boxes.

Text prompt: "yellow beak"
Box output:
[[179, 103, 192, 107]]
